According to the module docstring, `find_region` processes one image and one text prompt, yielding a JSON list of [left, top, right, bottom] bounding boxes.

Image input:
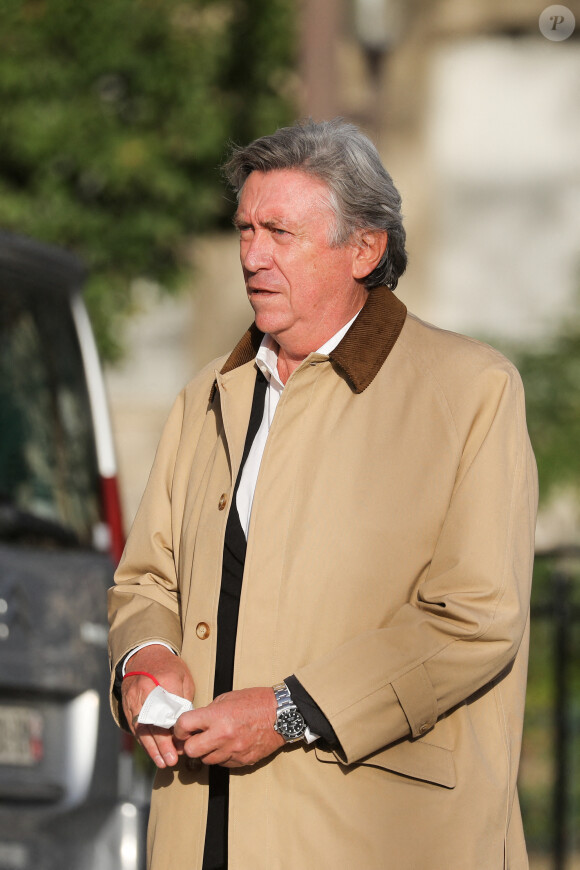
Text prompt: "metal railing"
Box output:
[[524, 546, 580, 870]]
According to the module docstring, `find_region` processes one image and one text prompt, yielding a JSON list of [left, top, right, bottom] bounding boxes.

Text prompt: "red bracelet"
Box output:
[[123, 670, 160, 686]]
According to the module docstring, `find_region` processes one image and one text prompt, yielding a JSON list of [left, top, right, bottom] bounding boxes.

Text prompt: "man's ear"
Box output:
[[351, 229, 388, 280]]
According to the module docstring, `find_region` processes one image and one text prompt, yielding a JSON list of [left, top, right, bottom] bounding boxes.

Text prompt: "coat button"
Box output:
[[218, 493, 228, 510], [196, 622, 210, 640], [419, 723, 430, 734]]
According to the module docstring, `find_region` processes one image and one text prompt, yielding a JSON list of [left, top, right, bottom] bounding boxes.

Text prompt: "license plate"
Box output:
[[0, 842, 29, 869], [0, 706, 43, 766]]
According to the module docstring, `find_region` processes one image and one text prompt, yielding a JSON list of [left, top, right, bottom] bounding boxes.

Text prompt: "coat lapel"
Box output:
[[215, 360, 258, 487]]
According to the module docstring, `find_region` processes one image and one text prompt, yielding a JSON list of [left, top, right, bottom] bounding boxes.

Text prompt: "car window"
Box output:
[[0, 285, 100, 547]]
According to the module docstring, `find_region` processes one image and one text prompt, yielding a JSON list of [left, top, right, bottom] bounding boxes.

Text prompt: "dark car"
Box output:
[[0, 233, 147, 870]]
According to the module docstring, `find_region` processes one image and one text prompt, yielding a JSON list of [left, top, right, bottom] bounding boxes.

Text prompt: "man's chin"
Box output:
[[250, 301, 284, 332], [252, 312, 286, 340]]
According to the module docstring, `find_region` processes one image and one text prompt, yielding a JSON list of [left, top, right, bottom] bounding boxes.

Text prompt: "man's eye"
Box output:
[[273, 227, 288, 236]]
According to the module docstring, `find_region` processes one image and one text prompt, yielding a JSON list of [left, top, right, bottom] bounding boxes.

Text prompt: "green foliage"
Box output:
[[509, 319, 580, 504], [0, 0, 297, 358]]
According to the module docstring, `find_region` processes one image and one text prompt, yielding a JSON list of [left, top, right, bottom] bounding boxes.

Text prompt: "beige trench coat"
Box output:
[[108, 289, 538, 870]]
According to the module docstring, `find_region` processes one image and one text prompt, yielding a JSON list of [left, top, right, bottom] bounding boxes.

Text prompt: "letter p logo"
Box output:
[[539, 5, 576, 40]]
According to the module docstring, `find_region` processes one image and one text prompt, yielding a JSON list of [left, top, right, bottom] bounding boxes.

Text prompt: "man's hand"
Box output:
[[173, 687, 285, 768], [121, 645, 195, 769]]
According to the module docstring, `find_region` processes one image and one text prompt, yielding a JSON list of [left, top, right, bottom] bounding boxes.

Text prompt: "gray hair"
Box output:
[[223, 118, 407, 291]]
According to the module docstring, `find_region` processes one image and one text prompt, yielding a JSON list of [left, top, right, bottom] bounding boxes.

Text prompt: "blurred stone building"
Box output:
[[106, 0, 580, 535]]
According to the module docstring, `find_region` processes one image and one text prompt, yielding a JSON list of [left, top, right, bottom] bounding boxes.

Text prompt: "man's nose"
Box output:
[[241, 229, 272, 272]]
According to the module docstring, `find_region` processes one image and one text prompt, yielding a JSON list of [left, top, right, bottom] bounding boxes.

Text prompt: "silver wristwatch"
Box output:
[[272, 682, 307, 743]]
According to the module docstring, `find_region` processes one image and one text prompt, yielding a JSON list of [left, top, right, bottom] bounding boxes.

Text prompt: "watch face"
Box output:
[[277, 708, 305, 740]]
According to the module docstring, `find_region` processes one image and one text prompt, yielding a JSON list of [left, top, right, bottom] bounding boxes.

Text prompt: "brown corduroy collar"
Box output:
[[216, 286, 407, 395]]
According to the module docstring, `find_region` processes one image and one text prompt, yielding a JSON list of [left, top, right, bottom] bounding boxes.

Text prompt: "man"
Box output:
[[108, 119, 537, 870]]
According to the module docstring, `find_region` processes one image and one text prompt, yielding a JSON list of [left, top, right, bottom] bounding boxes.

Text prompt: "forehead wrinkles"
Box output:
[[236, 171, 339, 240]]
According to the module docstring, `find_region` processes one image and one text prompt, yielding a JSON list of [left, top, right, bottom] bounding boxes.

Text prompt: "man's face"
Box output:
[[234, 169, 367, 357]]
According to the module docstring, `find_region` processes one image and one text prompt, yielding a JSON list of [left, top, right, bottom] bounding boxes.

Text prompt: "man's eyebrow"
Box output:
[[232, 214, 292, 231], [262, 218, 289, 230]]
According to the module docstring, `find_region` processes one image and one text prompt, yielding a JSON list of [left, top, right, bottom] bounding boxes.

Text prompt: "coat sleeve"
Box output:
[[107, 390, 186, 726], [294, 361, 538, 764]]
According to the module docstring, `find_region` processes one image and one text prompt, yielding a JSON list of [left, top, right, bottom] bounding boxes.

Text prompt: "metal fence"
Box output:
[[521, 546, 580, 869]]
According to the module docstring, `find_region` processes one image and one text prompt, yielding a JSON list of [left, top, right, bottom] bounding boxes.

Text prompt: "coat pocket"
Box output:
[[314, 736, 456, 789]]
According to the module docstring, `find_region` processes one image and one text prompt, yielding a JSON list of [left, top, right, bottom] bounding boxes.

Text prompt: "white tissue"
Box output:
[[137, 685, 194, 728]]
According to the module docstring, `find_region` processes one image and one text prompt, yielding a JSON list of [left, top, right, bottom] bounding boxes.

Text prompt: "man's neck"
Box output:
[[272, 308, 363, 385], [275, 348, 304, 385]]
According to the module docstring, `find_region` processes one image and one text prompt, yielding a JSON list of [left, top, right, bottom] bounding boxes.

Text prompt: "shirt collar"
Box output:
[[255, 309, 361, 389], [217, 287, 407, 395]]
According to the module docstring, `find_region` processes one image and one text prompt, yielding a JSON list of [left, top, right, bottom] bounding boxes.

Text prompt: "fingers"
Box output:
[[177, 724, 246, 768], [173, 709, 207, 742], [121, 679, 180, 767], [172, 688, 284, 768], [123, 683, 282, 770], [121, 657, 194, 769], [133, 724, 181, 768], [183, 740, 253, 769]]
